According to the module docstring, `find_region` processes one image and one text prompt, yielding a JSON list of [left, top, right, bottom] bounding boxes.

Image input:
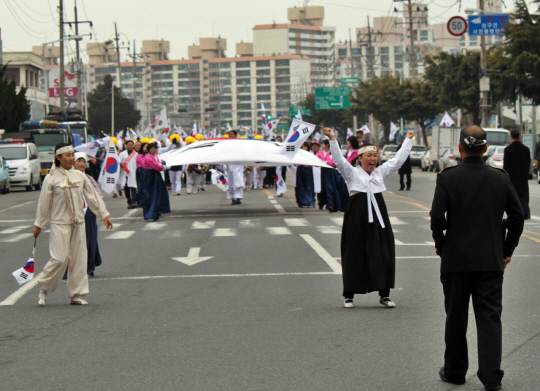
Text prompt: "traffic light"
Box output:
[[267, 115, 272, 120], [294, 115, 299, 119]]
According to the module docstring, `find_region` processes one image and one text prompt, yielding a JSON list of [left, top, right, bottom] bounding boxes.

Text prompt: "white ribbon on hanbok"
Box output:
[[366, 176, 385, 228]]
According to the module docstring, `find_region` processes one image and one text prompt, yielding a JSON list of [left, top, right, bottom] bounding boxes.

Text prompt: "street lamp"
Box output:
[[43, 35, 83, 114]]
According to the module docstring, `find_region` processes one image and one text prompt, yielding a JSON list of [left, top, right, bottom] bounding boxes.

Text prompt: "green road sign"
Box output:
[[341, 77, 359, 85], [315, 87, 351, 110], [289, 105, 312, 116]]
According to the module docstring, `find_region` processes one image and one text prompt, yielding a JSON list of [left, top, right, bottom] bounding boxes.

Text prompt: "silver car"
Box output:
[[421, 149, 432, 171], [437, 148, 458, 170], [410, 145, 427, 167], [486, 146, 505, 169]]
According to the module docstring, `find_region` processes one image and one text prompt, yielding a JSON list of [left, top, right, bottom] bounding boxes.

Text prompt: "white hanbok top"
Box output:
[[226, 165, 245, 189], [118, 149, 139, 188], [329, 138, 413, 227], [35, 166, 110, 228]]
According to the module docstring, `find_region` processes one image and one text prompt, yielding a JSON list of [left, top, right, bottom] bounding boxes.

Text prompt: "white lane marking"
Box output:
[[0, 233, 33, 243], [531, 215, 540, 221], [300, 234, 342, 274], [330, 217, 343, 226], [239, 219, 261, 228], [0, 226, 29, 234], [274, 204, 286, 214], [172, 247, 214, 266], [99, 223, 123, 231], [285, 218, 310, 227], [192, 221, 216, 229], [0, 272, 43, 306], [270, 200, 278, 204], [213, 228, 237, 237], [96, 272, 337, 281], [395, 239, 434, 246], [143, 222, 167, 230], [118, 209, 139, 219], [389, 217, 408, 225], [266, 227, 292, 235], [267, 196, 274, 199], [106, 231, 136, 239], [387, 211, 428, 213], [0, 201, 35, 214], [316, 226, 341, 234], [159, 231, 183, 238]]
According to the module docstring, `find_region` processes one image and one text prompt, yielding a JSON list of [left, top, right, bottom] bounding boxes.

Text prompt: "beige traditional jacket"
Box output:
[[35, 166, 110, 228]]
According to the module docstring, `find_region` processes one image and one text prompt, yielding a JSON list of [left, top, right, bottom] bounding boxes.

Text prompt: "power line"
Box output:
[[3, 0, 49, 39]]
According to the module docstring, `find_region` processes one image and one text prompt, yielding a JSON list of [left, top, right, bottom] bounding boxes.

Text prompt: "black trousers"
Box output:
[[124, 186, 138, 206], [399, 173, 411, 190], [343, 289, 390, 299], [441, 272, 504, 386]]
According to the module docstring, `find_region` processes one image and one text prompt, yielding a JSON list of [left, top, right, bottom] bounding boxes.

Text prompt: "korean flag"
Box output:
[[12, 258, 35, 286]]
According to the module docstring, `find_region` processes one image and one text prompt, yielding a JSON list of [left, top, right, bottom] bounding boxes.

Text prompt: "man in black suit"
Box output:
[[503, 129, 531, 218], [430, 125, 524, 391]]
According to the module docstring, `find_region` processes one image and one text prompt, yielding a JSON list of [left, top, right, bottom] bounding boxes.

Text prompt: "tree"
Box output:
[[0, 63, 31, 132], [88, 74, 141, 135], [350, 75, 403, 142], [400, 79, 442, 147], [424, 52, 483, 125]]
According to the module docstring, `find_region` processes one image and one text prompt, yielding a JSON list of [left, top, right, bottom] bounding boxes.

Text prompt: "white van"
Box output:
[[0, 142, 42, 191]]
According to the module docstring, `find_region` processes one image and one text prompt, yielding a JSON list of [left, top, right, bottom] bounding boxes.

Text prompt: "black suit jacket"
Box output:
[[503, 141, 530, 182], [430, 156, 524, 273]]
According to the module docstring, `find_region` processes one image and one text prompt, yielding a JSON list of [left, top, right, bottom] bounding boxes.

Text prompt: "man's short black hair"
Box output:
[[356, 130, 364, 135], [228, 130, 237, 136], [510, 129, 520, 140], [460, 125, 487, 156], [125, 140, 135, 145]]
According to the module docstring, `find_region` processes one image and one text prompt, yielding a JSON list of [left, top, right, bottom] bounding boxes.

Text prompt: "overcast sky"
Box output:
[[1, 0, 520, 62]]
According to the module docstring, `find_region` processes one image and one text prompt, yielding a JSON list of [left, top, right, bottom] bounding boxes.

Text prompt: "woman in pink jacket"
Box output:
[[140, 143, 170, 221]]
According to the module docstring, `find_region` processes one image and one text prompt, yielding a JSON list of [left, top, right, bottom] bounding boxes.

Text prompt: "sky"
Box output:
[[0, 0, 521, 63]]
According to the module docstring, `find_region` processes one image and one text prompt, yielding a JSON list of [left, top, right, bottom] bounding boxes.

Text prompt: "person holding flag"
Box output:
[[323, 127, 415, 309], [226, 130, 245, 204], [140, 143, 171, 221], [33, 143, 113, 306], [118, 140, 139, 209]]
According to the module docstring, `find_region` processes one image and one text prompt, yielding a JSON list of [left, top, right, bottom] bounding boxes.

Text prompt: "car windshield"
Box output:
[[412, 146, 426, 152], [0, 146, 27, 159], [32, 133, 66, 152], [385, 146, 397, 152], [485, 131, 510, 146], [494, 147, 505, 156]]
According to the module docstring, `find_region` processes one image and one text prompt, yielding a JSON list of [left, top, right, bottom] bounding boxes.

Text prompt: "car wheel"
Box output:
[[26, 175, 33, 191], [34, 175, 42, 190], [1, 181, 7, 194]]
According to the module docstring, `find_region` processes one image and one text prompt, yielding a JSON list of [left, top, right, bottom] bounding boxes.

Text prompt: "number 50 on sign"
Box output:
[[447, 16, 468, 37]]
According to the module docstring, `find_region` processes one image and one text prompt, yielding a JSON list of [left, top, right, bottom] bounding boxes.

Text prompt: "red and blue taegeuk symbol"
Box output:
[[105, 157, 118, 174], [287, 131, 300, 143], [218, 175, 227, 184]]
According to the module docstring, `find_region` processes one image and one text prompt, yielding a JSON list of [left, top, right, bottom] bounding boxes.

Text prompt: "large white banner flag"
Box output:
[[98, 137, 120, 194], [359, 125, 371, 134], [280, 119, 316, 158], [440, 112, 456, 127], [389, 122, 399, 141], [74, 138, 106, 157]]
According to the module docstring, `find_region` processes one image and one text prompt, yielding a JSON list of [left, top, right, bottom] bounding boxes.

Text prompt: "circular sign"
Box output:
[[447, 16, 468, 36]]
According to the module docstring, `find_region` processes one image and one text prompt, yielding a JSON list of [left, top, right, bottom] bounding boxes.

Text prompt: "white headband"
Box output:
[[358, 145, 377, 155], [55, 146, 74, 155]]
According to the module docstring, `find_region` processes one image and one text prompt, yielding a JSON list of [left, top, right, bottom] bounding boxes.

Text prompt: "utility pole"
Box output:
[[74, 0, 81, 111], [112, 22, 122, 136], [59, 0, 65, 112], [349, 28, 358, 133], [407, 0, 417, 83], [479, 0, 489, 127]]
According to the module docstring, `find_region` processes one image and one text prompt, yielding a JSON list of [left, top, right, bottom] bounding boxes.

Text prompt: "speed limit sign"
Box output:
[[447, 16, 468, 36]]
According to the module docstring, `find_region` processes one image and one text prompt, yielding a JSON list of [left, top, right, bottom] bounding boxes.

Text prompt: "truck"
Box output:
[[430, 126, 511, 170]]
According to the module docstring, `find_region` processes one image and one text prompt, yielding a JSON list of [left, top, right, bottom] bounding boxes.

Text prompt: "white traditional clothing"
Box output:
[[118, 149, 138, 189], [226, 165, 244, 200], [253, 167, 266, 189], [169, 170, 182, 194], [35, 166, 110, 298]]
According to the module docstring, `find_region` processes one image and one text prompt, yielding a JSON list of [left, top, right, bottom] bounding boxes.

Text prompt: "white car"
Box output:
[[410, 145, 427, 166], [437, 148, 458, 171], [379, 145, 398, 164], [421, 149, 432, 171], [486, 146, 505, 169], [0, 142, 42, 191]]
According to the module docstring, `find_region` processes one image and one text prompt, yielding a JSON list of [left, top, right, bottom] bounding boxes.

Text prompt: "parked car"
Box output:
[[0, 142, 42, 191], [0, 155, 10, 194], [421, 149, 432, 171], [410, 145, 427, 167], [379, 145, 398, 164], [437, 148, 457, 171], [486, 146, 505, 169]]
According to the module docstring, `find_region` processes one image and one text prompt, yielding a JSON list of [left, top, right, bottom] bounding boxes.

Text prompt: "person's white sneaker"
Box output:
[[70, 296, 88, 305], [37, 288, 47, 306], [379, 297, 396, 308], [343, 299, 354, 308]]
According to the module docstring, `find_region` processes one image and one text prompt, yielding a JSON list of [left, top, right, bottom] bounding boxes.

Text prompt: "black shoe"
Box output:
[[406, 188, 410, 191], [399, 188, 404, 191], [484, 385, 502, 391], [237, 199, 242, 204], [439, 368, 465, 385], [231, 200, 237, 205]]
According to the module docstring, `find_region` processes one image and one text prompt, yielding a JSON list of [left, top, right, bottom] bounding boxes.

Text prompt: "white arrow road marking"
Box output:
[[172, 247, 214, 266]]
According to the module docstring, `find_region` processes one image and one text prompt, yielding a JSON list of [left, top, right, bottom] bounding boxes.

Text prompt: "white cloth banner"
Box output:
[[440, 112, 456, 127], [74, 138, 106, 157], [98, 137, 120, 194], [280, 119, 317, 158], [389, 122, 399, 141]]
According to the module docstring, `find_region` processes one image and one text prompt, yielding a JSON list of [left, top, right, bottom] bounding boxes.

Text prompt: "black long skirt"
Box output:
[[86, 208, 102, 275], [139, 169, 171, 220], [341, 192, 395, 293], [296, 166, 315, 207]]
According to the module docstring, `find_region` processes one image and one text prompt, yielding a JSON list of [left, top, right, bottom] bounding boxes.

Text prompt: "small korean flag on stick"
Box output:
[[12, 238, 36, 286]]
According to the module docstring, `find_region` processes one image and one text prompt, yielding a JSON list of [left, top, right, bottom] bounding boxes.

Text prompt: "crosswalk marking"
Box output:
[[239, 220, 261, 228], [107, 231, 136, 240], [143, 222, 167, 230], [389, 217, 408, 225], [159, 231, 183, 239], [269, 200, 278, 204], [316, 226, 341, 234], [0, 226, 29, 234], [284, 218, 310, 227], [330, 217, 343, 226], [266, 227, 292, 235], [100, 223, 123, 231], [213, 228, 237, 237], [0, 233, 33, 243], [192, 221, 216, 229]]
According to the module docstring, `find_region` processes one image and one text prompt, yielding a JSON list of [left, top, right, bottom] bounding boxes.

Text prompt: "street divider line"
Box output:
[[95, 272, 338, 281], [0, 272, 43, 306], [300, 234, 342, 274]]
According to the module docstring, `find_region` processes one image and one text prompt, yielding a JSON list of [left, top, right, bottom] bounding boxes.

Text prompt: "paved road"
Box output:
[[0, 168, 539, 390]]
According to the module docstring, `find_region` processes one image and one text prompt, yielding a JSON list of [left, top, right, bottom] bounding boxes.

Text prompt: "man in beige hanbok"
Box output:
[[34, 145, 112, 305]]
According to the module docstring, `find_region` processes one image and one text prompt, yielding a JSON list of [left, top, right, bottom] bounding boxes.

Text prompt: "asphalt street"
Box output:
[[0, 168, 539, 391]]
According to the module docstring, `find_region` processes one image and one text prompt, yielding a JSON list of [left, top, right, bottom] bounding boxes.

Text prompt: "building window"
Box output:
[[276, 76, 290, 83], [338, 48, 347, 57], [380, 47, 389, 54], [394, 54, 403, 62], [395, 62, 403, 69], [275, 59, 289, 67], [256, 86, 271, 92], [276, 101, 289, 108], [257, 94, 271, 101], [219, 62, 230, 68], [381, 55, 389, 62], [395, 46, 404, 53], [237, 95, 251, 101], [237, 103, 251, 110], [152, 65, 173, 71], [237, 78, 251, 85], [275, 68, 289, 75], [152, 73, 173, 80], [256, 69, 271, 76], [276, 93, 290, 100], [256, 60, 270, 67], [152, 81, 174, 88], [238, 112, 251, 118], [276, 85, 289, 92], [236, 61, 250, 68], [221, 104, 232, 110], [237, 86, 251, 93], [236, 70, 250, 77], [257, 77, 270, 84], [209, 63, 219, 69]]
